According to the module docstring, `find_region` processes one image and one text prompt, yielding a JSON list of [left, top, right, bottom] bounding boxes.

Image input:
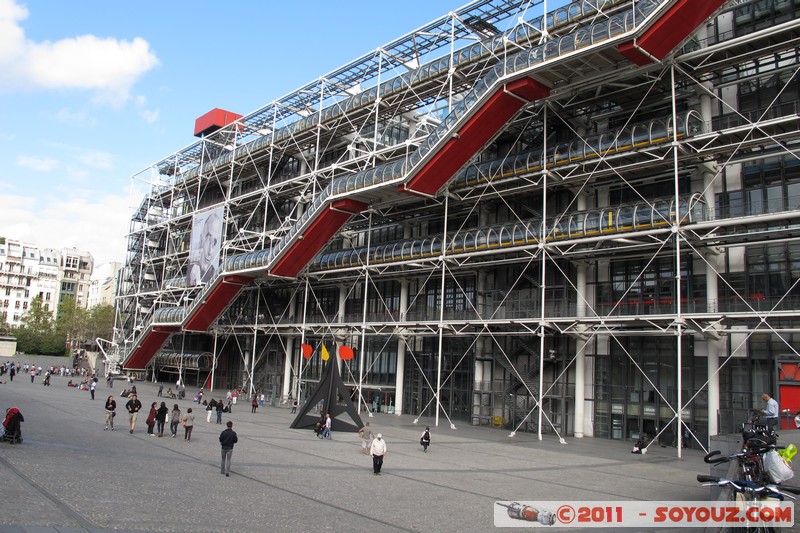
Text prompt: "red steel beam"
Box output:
[[402, 77, 550, 197]]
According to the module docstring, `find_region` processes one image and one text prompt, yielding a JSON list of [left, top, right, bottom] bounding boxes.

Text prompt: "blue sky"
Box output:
[[0, 0, 461, 265]]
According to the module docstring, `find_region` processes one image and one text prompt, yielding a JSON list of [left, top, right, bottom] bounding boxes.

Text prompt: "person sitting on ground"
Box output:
[[632, 439, 644, 454]]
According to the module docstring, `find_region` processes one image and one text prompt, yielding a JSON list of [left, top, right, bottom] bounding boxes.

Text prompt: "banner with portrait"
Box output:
[[187, 206, 223, 285]]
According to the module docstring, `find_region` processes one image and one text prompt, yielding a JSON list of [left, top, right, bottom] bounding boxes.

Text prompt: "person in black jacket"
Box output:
[[125, 394, 142, 434], [219, 421, 238, 477], [420, 427, 431, 453], [156, 402, 169, 437]]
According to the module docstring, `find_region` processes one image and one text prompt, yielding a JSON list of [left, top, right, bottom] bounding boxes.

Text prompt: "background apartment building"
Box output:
[[88, 262, 122, 309], [0, 238, 94, 327], [112, 0, 800, 450]]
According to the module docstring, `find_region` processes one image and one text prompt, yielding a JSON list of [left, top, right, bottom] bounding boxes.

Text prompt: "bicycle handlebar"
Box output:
[[703, 450, 728, 464], [703, 445, 778, 464], [697, 475, 798, 500], [780, 485, 800, 495]]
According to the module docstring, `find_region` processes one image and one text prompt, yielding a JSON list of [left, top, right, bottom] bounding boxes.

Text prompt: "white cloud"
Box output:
[[77, 150, 113, 170], [139, 108, 160, 124], [17, 154, 59, 172], [0, 0, 159, 106], [65, 166, 90, 181], [0, 190, 131, 265], [55, 107, 98, 128]]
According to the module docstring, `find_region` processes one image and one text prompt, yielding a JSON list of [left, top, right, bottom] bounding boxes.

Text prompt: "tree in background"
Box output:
[[87, 304, 115, 342], [0, 311, 10, 337], [15, 297, 116, 356], [15, 295, 64, 355], [56, 296, 87, 351]]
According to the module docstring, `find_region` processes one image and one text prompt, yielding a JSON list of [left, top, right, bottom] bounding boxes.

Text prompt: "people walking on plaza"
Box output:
[[89, 379, 96, 400], [359, 422, 373, 454], [219, 421, 238, 477], [107, 374, 113, 388], [9, 365, 14, 381], [259, 392, 265, 408], [215, 398, 223, 424], [314, 414, 324, 438], [104, 395, 116, 431], [182, 408, 195, 441], [156, 401, 169, 437], [232, 389, 239, 405], [420, 427, 431, 453], [125, 394, 142, 434], [30, 368, 35, 383], [146, 402, 157, 436], [157, 383, 163, 397], [322, 413, 332, 440], [251, 396, 258, 413], [207, 398, 217, 423], [291, 399, 297, 414], [370, 433, 387, 475], [170, 404, 181, 438], [194, 388, 204, 404]]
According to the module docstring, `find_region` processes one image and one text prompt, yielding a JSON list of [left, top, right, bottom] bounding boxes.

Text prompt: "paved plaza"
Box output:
[[0, 370, 797, 532]]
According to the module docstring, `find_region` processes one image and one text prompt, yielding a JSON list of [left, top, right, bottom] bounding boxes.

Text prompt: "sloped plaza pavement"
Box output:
[[0, 372, 795, 533]]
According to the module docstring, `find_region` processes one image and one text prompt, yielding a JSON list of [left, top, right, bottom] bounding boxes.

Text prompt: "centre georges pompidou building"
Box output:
[[113, 0, 800, 452]]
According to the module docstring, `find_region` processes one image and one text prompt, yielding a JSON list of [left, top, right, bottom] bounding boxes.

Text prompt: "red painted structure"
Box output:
[[124, 326, 180, 370], [194, 108, 243, 137], [618, 0, 726, 66], [402, 77, 550, 196], [271, 199, 369, 277], [183, 275, 254, 331], [124, 275, 252, 369], [779, 361, 800, 430]]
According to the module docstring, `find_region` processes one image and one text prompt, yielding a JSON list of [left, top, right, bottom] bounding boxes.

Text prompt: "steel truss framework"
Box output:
[[113, 0, 800, 455]]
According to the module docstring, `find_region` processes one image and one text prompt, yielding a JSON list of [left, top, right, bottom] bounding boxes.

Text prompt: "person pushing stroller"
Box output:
[[1, 407, 24, 444]]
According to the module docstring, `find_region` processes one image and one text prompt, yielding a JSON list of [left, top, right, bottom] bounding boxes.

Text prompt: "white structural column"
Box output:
[[394, 221, 412, 415], [395, 279, 409, 414], [210, 331, 219, 392], [699, 79, 721, 442], [574, 264, 587, 438], [704, 169, 721, 441], [574, 191, 588, 438], [337, 284, 347, 376], [281, 293, 297, 398]]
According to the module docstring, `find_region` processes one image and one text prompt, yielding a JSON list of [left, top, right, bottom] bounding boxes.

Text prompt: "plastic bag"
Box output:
[[764, 449, 794, 483], [778, 443, 797, 464]]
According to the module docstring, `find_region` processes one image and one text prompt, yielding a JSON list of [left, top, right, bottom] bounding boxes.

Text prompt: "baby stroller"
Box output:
[[1, 407, 24, 444]]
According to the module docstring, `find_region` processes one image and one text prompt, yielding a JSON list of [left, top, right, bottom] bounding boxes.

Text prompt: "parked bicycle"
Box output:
[[741, 411, 776, 446], [697, 474, 800, 533], [699, 448, 798, 532]]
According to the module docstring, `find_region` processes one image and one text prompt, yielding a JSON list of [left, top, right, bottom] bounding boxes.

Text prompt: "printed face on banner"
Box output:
[[187, 206, 223, 285]]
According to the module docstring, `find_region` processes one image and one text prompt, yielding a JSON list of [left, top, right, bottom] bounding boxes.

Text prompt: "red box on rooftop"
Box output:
[[194, 108, 242, 137]]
